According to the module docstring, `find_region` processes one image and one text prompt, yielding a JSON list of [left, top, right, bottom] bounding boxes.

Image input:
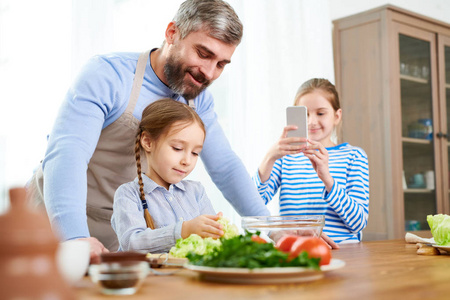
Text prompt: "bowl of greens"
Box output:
[[184, 231, 346, 284], [241, 215, 325, 243]]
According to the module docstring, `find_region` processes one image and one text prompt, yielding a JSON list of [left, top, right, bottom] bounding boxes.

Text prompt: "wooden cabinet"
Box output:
[[333, 5, 450, 240]]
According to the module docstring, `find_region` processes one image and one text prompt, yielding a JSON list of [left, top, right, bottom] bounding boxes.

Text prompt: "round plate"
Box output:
[[184, 258, 345, 284], [432, 245, 450, 253]]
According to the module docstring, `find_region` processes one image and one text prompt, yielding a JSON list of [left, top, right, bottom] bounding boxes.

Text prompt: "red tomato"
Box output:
[[289, 237, 331, 266], [251, 235, 267, 243], [275, 235, 303, 253]]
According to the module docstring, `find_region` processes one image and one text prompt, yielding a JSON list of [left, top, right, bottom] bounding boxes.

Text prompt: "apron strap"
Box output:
[[188, 99, 196, 110], [125, 50, 151, 114]]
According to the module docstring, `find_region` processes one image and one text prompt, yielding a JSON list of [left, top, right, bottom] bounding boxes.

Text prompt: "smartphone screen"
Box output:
[[286, 106, 308, 145]]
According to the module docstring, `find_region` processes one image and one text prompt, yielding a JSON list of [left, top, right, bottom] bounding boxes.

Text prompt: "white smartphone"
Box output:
[[286, 106, 308, 146]]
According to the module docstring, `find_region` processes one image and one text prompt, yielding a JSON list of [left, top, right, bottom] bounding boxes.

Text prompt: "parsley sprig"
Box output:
[[187, 231, 320, 270]]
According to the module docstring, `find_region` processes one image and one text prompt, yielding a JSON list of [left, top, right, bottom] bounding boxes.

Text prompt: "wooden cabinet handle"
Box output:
[[436, 132, 448, 139]]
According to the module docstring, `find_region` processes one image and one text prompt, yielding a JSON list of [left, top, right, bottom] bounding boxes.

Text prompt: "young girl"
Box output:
[[111, 99, 223, 253], [254, 78, 369, 244]]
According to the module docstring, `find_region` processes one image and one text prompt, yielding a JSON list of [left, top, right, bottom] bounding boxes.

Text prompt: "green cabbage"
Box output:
[[218, 217, 239, 239], [169, 217, 239, 258], [427, 214, 450, 246], [169, 234, 221, 258]]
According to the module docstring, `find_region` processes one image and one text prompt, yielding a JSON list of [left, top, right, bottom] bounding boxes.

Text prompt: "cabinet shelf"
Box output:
[[404, 188, 435, 193], [402, 137, 432, 144], [400, 74, 429, 84]]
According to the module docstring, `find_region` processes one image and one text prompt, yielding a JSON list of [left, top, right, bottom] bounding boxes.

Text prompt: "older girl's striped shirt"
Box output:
[[253, 143, 369, 244]]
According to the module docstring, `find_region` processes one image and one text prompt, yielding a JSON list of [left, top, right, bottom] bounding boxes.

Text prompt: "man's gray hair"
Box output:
[[173, 0, 243, 45]]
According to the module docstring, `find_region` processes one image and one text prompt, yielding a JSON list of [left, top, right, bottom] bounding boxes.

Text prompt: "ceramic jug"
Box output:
[[0, 187, 74, 299]]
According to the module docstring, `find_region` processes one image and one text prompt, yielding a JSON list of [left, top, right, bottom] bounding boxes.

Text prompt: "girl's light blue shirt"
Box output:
[[112, 174, 216, 253]]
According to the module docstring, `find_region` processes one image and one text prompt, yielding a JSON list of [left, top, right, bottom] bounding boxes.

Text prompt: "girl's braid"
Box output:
[[135, 129, 155, 229]]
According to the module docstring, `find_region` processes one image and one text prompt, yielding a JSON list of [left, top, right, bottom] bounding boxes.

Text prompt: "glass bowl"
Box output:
[[241, 215, 325, 243], [88, 261, 149, 295]]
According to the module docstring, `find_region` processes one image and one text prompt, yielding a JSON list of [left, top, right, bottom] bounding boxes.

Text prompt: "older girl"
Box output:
[[255, 78, 369, 245], [112, 99, 223, 253]]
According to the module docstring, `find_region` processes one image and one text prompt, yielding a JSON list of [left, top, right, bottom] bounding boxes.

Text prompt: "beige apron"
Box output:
[[29, 50, 151, 251]]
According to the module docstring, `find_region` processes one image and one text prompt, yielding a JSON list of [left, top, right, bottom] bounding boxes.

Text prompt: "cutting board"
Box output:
[[146, 253, 187, 267]]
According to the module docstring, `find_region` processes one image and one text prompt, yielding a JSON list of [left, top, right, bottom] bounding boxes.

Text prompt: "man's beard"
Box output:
[[164, 53, 211, 100]]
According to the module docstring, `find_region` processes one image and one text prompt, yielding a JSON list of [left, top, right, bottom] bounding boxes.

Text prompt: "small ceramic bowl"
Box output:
[[100, 251, 147, 264], [241, 215, 325, 243], [89, 261, 149, 295]]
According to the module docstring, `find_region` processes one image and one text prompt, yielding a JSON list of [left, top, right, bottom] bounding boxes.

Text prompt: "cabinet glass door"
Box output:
[[399, 34, 436, 232], [445, 42, 450, 213]]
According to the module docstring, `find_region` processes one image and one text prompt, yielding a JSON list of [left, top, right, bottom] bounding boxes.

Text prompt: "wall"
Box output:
[[0, 1, 449, 224], [330, 0, 450, 24]]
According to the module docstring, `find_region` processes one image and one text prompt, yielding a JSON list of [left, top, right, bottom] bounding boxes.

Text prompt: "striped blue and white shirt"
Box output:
[[253, 143, 369, 244]]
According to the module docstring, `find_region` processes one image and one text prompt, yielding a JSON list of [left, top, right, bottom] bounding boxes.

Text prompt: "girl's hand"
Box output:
[[302, 139, 334, 191], [181, 213, 224, 239], [268, 125, 307, 161], [259, 125, 307, 182]]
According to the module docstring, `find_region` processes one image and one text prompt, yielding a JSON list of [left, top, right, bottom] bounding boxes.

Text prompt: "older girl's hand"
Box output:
[[268, 125, 307, 160], [181, 213, 224, 239], [302, 139, 334, 191], [258, 126, 307, 182], [321, 232, 340, 249]]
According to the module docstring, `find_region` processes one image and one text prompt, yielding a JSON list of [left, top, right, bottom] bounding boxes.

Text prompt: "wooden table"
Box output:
[[75, 240, 450, 300]]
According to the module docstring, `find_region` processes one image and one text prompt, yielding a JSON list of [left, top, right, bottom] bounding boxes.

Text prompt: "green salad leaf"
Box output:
[[427, 214, 450, 246], [187, 231, 320, 270], [218, 217, 239, 239], [169, 234, 221, 258], [169, 217, 239, 258]]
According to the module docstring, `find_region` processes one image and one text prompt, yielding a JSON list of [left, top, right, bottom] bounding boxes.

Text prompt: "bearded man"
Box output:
[[28, 0, 269, 263]]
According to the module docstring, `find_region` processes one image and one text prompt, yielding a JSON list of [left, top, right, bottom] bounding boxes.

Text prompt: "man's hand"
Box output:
[[77, 237, 109, 264]]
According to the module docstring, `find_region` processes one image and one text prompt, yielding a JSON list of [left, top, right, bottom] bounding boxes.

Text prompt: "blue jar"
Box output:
[[405, 220, 421, 231], [418, 118, 433, 140]]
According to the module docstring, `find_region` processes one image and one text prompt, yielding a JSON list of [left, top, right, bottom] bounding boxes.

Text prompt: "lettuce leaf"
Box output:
[[427, 214, 450, 246], [218, 216, 239, 239], [169, 234, 221, 258], [169, 217, 239, 258]]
